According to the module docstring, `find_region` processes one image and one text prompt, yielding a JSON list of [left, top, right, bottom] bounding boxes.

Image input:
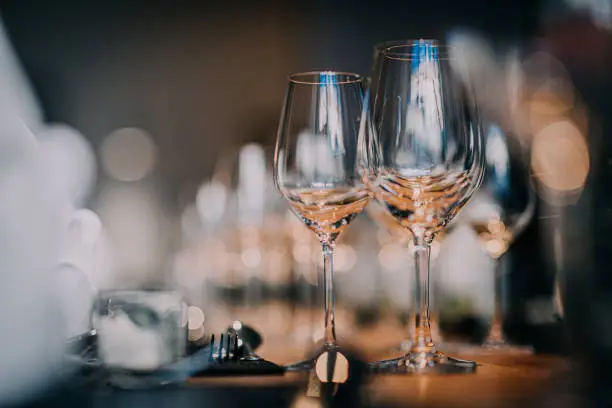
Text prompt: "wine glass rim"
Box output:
[[288, 71, 362, 85], [374, 39, 435, 50], [381, 41, 454, 61]]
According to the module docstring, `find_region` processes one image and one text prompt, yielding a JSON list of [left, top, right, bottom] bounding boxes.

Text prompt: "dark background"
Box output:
[[0, 0, 538, 210]]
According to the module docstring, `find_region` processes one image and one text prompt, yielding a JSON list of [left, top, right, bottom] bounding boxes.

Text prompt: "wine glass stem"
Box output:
[[486, 257, 506, 344], [322, 243, 336, 346], [411, 234, 433, 353]]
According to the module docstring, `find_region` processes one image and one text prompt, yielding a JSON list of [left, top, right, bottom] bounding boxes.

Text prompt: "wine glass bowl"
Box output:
[[283, 188, 370, 245], [275, 71, 370, 247], [370, 43, 483, 235], [275, 71, 371, 369], [362, 40, 485, 373]]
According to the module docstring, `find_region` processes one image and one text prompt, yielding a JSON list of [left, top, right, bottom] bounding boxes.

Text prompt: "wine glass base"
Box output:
[[284, 343, 340, 372], [285, 359, 314, 372], [369, 351, 477, 374]]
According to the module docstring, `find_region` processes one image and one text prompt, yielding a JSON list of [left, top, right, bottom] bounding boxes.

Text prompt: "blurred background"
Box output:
[[0, 0, 611, 405]]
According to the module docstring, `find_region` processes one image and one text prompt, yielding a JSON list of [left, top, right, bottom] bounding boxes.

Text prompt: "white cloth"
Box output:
[[0, 17, 110, 405]]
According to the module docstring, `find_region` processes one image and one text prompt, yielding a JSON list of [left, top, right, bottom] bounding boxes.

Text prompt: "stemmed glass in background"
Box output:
[[361, 40, 485, 373], [274, 71, 371, 370], [461, 124, 535, 353]]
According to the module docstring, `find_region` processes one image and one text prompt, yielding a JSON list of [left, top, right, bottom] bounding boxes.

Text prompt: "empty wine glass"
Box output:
[[461, 124, 535, 353], [274, 71, 371, 370], [361, 40, 485, 373]]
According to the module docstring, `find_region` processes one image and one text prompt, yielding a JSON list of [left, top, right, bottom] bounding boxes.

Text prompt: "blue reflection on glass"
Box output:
[[410, 39, 438, 74], [485, 124, 510, 199], [319, 71, 345, 155]]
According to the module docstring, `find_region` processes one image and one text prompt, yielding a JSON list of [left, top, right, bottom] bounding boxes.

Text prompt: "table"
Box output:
[[21, 348, 569, 408], [366, 354, 568, 408], [186, 353, 568, 408]]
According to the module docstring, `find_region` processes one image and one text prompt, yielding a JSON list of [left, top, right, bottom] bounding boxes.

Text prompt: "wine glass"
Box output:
[[460, 124, 535, 353], [274, 71, 371, 370], [361, 40, 485, 373]]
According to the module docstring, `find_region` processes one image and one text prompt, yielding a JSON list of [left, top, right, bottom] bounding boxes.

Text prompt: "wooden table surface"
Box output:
[[189, 345, 568, 408], [367, 353, 568, 408]]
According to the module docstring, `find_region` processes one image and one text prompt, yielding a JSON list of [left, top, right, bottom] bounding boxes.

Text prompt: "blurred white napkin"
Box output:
[[0, 17, 112, 405], [0, 113, 67, 405]]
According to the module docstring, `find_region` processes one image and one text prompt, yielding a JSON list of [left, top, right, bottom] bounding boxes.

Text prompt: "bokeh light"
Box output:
[[378, 243, 407, 273], [187, 305, 206, 341], [196, 180, 228, 224], [312, 243, 356, 273], [95, 184, 167, 287], [531, 120, 589, 197], [100, 127, 158, 182], [180, 203, 202, 241]]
